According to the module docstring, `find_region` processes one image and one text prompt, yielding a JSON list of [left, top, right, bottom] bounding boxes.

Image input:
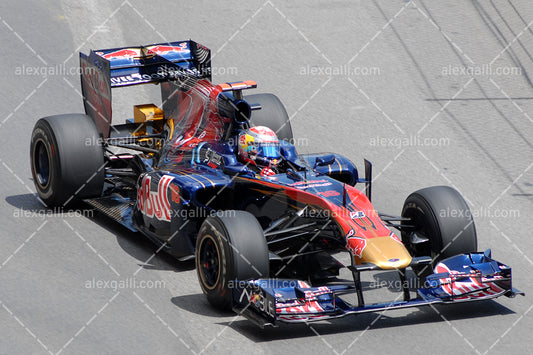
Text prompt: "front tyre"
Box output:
[[401, 186, 477, 278], [30, 114, 105, 207], [195, 210, 269, 310]]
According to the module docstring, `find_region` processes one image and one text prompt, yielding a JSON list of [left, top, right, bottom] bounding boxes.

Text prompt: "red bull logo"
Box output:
[[347, 235, 367, 258], [96, 43, 187, 60], [137, 175, 174, 221], [97, 49, 139, 60], [146, 44, 187, 55]]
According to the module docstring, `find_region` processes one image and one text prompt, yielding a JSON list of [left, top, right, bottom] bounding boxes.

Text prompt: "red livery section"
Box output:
[[347, 235, 367, 257], [435, 262, 507, 300], [98, 49, 139, 60], [146, 44, 187, 55], [136, 175, 174, 222]]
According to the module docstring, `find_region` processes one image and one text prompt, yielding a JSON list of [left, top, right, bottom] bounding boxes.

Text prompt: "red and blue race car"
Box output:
[[30, 40, 523, 327]]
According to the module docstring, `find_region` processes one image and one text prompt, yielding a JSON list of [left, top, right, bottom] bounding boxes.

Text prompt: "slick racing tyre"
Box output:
[[196, 210, 269, 310], [401, 186, 477, 279], [30, 114, 105, 207], [245, 93, 293, 143]]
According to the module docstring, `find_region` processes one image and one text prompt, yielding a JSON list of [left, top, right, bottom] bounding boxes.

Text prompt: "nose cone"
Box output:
[[360, 235, 412, 269]]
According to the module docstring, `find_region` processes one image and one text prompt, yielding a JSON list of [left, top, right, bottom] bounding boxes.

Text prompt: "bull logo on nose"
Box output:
[[346, 232, 367, 258]]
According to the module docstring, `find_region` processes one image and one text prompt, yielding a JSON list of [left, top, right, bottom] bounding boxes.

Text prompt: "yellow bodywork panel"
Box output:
[[360, 236, 412, 269], [133, 104, 164, 136]]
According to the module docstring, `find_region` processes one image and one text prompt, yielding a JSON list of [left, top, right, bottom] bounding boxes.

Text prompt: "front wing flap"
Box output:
[[421, 252, 522, 302], [232, 252, 523, 327]]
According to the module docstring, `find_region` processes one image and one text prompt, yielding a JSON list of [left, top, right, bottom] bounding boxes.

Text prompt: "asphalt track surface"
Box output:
[[1, 1, 532, 354]]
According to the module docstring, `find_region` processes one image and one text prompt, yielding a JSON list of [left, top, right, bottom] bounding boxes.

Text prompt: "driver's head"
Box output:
[[238, 126, 281, 167]]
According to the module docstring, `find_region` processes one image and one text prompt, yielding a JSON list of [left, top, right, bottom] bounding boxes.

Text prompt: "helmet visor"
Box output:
[[257, 142, 280, 159]]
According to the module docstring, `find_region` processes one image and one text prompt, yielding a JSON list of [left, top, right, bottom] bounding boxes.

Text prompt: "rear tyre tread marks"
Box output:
[[486, 0, 533, 88], [370, 0, 508, 183], [419, 0, 533, 154], [376, 0, 532, 202], [506, 0, 533, 39], [430, 0, 533, 161]]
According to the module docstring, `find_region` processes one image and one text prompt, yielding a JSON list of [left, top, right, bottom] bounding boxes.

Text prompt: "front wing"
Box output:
[[232, 251, 523, 327]]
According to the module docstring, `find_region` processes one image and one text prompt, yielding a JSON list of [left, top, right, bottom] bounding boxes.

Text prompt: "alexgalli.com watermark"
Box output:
[[14, 63, 237, 78], [369, 135, 451, 149], [368, 278, 423, 291], [85, 277, 166, 291], [224, 136, 309, 149], [441, 64, 521, 77], [439, 207, 520, 219], [300, 64, 381, 76], [211, 66, 238, 76], [228, 279, 301, 289], [14, 64, 97, 77], [13, 207, 93, 219]]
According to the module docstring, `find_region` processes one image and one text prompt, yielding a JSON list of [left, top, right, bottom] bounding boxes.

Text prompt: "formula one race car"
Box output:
[[30, 40, 523, 327]]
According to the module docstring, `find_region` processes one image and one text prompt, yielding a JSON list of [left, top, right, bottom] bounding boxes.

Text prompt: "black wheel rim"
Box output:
[[199, 235, 221, 290], [33, 139, 50, 188]]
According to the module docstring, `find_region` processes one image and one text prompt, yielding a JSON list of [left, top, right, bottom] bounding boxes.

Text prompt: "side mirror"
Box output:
[[314, 154, 336, 168], [286, 168, 302, 181]]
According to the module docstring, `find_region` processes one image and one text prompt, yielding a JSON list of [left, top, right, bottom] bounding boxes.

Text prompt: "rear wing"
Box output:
[[80, 40, 211, 137]]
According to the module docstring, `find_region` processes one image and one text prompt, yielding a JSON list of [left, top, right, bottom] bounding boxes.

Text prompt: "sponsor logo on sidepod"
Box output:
[[137, 175, 174, 222]]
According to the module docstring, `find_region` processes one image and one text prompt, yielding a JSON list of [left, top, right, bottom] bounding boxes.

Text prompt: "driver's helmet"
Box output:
[[238, 126, 281, 168]]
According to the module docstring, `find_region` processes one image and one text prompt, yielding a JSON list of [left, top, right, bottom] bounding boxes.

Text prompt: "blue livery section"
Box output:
[[93, 40, 211, 87], [232, 251, 523, 327]]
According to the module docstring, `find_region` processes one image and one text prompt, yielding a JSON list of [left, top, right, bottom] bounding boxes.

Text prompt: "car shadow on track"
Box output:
[[5, 193, 194, 273], [215, 270, 515, 340], [6, 192, 48, 212], [223, 300, 515, 342], [171, 294, 235, 318], [87, 212, 196, 273], [165, 266, 516, 342]]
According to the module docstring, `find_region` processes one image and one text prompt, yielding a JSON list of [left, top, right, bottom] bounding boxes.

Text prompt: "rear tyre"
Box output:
[[245, 93, 293, 142], [401, 186, 477, 281], [195, 210, 269, 310], [30, 114, 105, 207]]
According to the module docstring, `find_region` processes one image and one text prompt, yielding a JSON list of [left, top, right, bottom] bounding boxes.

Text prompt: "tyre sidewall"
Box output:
[[30, 120, 61, 203], [30, 114, 104, 206], [402, 193, 441, 253], [196, 211, 269, 310], [196, 216, 234, 308], [402, 186, 477, 260]]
